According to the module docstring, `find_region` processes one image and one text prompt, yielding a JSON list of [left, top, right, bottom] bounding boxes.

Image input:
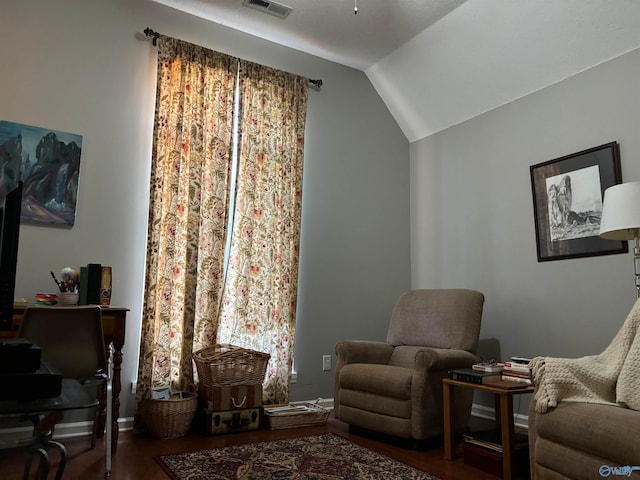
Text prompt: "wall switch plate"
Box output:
[[322, 355, 331, 371]]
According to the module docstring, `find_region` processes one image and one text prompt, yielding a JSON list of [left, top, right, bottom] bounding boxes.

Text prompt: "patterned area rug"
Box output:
[[155, 432, 440, 479]]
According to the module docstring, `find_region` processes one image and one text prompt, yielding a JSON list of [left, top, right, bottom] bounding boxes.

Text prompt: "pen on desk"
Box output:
[[50, 271, 61, 290]]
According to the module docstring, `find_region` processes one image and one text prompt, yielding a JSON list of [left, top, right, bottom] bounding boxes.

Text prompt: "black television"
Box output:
[[0, 181, 23, 331]]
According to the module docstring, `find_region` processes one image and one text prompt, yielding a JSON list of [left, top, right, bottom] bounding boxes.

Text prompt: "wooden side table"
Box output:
[[443, 378, 534, 480]]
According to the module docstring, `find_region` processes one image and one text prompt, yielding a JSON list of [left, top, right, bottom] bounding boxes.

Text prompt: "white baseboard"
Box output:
[[302, 399, 528, 430], [298, 399, 528, 430], [471, 403, 529, 430], [0, 417, 135, 443], [0, 401, 525, 443]]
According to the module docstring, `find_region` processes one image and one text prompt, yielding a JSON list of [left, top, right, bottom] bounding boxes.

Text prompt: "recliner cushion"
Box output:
[[339, 405, 412, 438], [388, 346, 423, 368], [535, 437, 614, 480], [386, 289, 483, 352], [339, 364, 412, 399], [339, 390, 411, 418]]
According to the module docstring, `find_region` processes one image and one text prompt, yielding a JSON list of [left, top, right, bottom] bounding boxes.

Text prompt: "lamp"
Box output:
[[599, 181, 640, 298]]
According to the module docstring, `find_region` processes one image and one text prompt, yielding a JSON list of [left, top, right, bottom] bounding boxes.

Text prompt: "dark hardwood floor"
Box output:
[[0, 414, 528, 479]]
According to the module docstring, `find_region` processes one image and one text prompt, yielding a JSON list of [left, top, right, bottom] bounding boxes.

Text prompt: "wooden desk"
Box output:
[[2, 306, 128, 452], [442, 378, 534, 480]]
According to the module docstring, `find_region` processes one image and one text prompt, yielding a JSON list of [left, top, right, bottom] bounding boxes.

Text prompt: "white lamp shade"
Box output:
[[599, 181, 640, 240]]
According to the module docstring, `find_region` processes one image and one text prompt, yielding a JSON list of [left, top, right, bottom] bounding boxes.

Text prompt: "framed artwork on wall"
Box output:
[[0, 120, 82, 227], [530, 141, 628, 262]]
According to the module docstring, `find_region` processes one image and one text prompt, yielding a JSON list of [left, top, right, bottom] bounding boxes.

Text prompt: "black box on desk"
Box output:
[[0, 338, 41, 373], [80, 263, 102, 305], [196, 407, 261, 435], [0, 361, 62, 400]]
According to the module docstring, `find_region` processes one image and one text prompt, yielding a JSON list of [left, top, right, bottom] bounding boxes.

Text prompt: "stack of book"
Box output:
[[501, 357, 532, 385], [450, 357, 534, 386], [463, 428, 528, 453], [449, 368, 501, 384], [13, 298, 28, 308], [471, 361, 504, 373], [264, 404, 314, 415], [462, 428, 529, 476]]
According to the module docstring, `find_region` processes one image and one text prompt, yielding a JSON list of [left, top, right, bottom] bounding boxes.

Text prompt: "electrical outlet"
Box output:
[[322, 355, 331, 371], [131, 381, 137, 395]]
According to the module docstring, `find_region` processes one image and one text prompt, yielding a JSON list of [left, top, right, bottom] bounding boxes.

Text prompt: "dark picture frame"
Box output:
[[530, 142, 627, 262]]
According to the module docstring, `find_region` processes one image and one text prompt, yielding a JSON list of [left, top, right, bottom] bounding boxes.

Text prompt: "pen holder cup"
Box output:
[[58, 291, 79, 306]]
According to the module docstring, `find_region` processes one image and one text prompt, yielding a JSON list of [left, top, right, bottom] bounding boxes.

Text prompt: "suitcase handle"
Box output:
[[232, 396, 247, 408]]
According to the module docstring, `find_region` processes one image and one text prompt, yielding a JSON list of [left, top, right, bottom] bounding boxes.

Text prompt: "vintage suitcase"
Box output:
[[198, 383, 262, 411], [197, 407, 261, 435]]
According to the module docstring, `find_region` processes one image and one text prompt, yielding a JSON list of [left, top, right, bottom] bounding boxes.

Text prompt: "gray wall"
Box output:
[[0, 0, 411, 419], [411, 47, 640, 414]]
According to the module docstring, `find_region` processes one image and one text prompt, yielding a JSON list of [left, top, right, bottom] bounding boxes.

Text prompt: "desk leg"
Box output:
[[97, 341, 122, 454], [24, 413, 66, 480], [498, 393, 515, 480], [493, 393, 502, 428], [96, 381, 107, 444], [24, 446, 50, 479], [111, 340, 123, 453], [443, 382, 455, 460]]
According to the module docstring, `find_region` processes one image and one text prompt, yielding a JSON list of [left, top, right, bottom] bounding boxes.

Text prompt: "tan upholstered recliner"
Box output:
[[527, 299, 640, 479], [334, 289, 484, 443]]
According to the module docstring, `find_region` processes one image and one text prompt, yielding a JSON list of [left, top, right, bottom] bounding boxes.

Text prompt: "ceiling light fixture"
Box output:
[[354, 0, 358, 15]]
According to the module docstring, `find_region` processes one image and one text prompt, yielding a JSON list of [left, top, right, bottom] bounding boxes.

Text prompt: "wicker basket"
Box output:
[[264, 402, 330, 430], [193, 344, 270, 387], [141, 391, 198, 439]]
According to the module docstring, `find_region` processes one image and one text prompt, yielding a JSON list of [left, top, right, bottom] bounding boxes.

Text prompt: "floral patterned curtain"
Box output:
[[136, 37, 237, 406], [217, 60, 308, 404]]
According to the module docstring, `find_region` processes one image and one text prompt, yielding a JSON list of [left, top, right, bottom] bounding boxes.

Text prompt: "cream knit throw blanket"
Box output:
[[530, 298, 640, 414]]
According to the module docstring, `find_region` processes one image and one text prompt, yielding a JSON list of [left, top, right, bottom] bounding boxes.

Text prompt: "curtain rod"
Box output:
[[143, 28, 323, 89]]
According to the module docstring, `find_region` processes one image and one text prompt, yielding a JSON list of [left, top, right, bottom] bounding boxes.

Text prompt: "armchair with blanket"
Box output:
[[334, 289, 485, 445], [528, 299, 640, 479]]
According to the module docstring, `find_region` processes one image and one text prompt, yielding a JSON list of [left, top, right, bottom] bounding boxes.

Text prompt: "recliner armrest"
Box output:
[[413, 347, 478, 371], [335, 340, 394, 365], [334, 340, 395, 421]]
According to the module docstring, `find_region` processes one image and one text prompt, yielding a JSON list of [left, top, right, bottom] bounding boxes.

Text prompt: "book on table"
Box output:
[[472, 362, 504, 373], [501, 365, 532, 384], [509, 356, 532, 365], [501, 369, 531, 378], [503, 362, 531, 373], [499, 357, 533, 384], [483, 379, 533, 390], [500, 374, 532, 385], [448, 368, 501, 384]]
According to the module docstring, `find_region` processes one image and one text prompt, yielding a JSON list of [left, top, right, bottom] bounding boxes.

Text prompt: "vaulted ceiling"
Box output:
[[152, 0, 640, 142]]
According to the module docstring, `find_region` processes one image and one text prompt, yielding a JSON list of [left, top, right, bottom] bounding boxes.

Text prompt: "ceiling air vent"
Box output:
[[243, 0, 293, 19]]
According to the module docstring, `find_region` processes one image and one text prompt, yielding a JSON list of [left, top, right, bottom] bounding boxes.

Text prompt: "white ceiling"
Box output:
[[152, 0, 640, 142], [150, 0, 467, 70]]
